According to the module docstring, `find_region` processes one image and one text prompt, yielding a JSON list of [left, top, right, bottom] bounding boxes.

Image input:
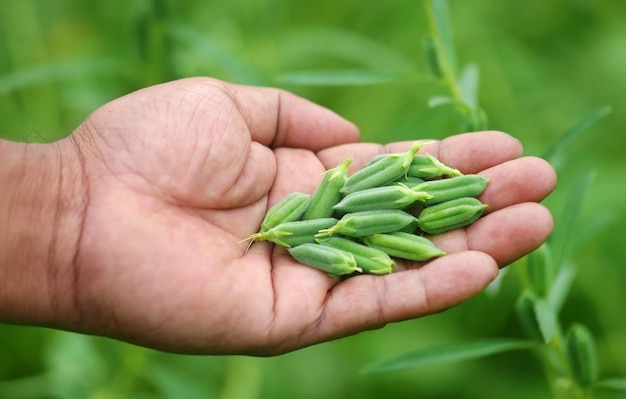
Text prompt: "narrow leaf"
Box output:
[[426, 0, 458, 75], [463, 106, 488, 132], [363, 338, 535, 374], [547, 264, 577, 314], [543, 106, 612, 169], [422, 34, 442, 79], [550, 172, 595, 271], [0, 58, 122, 96], [595, 378, 626, 391], [533, 297, 558, 343], [459, 63, 480, 108], [428, 95, 456, 108], [275, 69, 419, 86]]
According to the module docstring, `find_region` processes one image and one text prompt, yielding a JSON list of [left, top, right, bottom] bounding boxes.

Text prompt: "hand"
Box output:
[[44, 78, 556, 355]]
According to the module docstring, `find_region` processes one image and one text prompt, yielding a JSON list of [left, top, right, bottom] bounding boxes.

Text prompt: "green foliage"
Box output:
[[363, 339, 536, 374], [2, 0, 626, 398]]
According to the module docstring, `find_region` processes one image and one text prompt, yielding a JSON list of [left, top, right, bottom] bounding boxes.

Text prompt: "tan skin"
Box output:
[[0, 77, 556, 355]]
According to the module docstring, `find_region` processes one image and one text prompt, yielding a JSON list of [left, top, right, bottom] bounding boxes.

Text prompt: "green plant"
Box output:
[[1, 1, 624, 398], [347, 2, 625, 398]]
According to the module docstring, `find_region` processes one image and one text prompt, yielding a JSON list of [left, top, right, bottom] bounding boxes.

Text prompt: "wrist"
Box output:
[[0, 138, 87, 326]]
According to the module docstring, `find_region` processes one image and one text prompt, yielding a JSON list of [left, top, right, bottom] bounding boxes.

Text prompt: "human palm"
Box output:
[[67, 78, 555, 355]]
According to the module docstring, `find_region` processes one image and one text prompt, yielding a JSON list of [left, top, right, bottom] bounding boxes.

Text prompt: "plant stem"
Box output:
[[422, 0, 466, 117]]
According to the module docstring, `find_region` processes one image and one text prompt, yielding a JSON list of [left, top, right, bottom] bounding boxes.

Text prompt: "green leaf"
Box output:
[[533, 297, 558, 343], [427, 95, 456, 108], [463, 106, 488, 132], [515, 292, 544, 342], [595, 378, 626, 391], [550, 172, 595, 271], [547, 264, 577, 314], [0, 58, 122, 96], [422, 34, 442, 79], [362, 338, 535, 374], [459, 63, 480, 109], [426, 0, 458, 76], [515, 291, 558, 343], [542, 106, 612, 170], [275, 69, 420, 86]]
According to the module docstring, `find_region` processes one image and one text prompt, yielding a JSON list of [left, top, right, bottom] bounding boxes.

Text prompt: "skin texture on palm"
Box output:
[[2, 77, 556, 356]]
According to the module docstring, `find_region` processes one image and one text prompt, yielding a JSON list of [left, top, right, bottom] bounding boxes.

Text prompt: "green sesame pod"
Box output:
[[340, 142, 423, 195], [413, 174, 489, 205], [362, 232, 445, 261], [565, 323, 599, 389], [288, 243, 361, 276], [407, 153, 462, 179], [260, 192, 311, 233], [417, 197, 488, 235], [303, 157, 352, 220], [251, 218, 338, 248], [364, 153, 387, 166], [389, 175, 426, 188], [333, 184, 432, 214], [316, 210, 418, 238], [316, 237, 396, 275]]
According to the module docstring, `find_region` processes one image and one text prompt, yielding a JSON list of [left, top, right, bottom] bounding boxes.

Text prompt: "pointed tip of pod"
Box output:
[[450, 168, 463, 177], [341, 156, 353, 168], [288, 243, 361, 276], [410, 140, 435, 153], [315, 227, 337, 238], [245, 232, 265, 242], [364, 256, 396, 275]]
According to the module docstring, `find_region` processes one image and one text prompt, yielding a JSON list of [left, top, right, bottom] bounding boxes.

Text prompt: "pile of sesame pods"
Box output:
[[247, 142, 489, 276]]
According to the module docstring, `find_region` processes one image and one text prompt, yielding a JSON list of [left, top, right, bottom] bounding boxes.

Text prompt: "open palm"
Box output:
[[68, 78, 555, 355]]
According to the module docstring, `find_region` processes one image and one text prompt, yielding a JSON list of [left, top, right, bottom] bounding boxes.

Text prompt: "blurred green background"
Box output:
[[1, 0, 625, 398]]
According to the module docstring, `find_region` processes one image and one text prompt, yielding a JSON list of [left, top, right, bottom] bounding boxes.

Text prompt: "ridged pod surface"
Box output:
[[288, 243, 361, 276], [260, 192, 311, 233], [303, 157, 352, 220], [418, 197, 488, 235], [317, 237, 396, 274], [316, 210, 418, 238], [340, 142, 423, 195], [413, 174, 489, 205], [362, 231, 445, 261], [333, 184, 431, 214]]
